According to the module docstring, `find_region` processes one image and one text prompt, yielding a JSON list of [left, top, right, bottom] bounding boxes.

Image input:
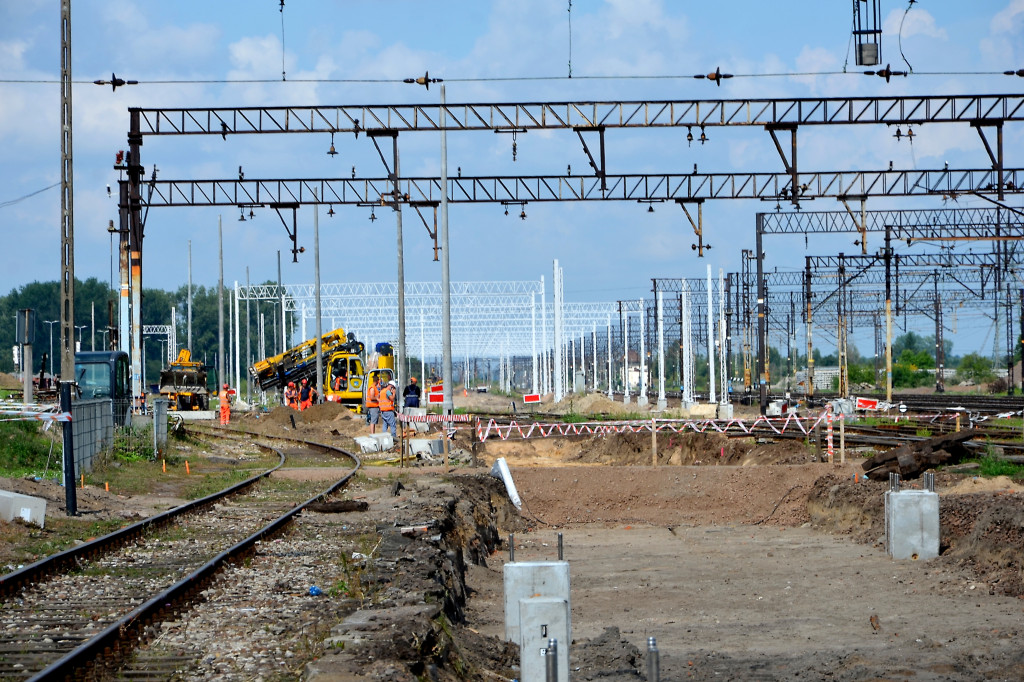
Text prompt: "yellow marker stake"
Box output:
[[186, 460, 190, 475]]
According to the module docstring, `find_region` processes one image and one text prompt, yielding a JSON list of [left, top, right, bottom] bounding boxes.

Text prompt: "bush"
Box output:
[[0, 421, 59, 473]]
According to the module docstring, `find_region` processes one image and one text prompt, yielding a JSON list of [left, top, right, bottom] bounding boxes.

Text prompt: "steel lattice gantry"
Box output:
[[116, 95, 1024, 402], [235, 280, 618, 359], [139, 168, 1024, 207], [132, 94, 1024, 135], [751, 206, 1024, 407]]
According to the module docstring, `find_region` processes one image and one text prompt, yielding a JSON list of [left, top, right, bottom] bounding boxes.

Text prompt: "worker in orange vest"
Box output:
[[379, 379, 398, 440], [366, 374, 382, 434], [283, 381, 298, 410], [219, 383, 232, 425], [299, 378, 317, 411]]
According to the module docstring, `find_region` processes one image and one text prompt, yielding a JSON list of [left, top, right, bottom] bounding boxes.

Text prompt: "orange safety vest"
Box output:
[[366, 383, 380, 408], [379, 385, 396, 412], [219, 389, 230, 409]]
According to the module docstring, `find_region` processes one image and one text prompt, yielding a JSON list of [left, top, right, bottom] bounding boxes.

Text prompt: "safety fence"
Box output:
[[473, 409, 961, 443], [71, 399, 116, 474], [0, 405, 71, 423]]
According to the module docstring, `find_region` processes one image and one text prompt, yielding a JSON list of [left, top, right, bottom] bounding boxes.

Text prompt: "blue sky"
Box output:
[[1, 1, 1023, 357]]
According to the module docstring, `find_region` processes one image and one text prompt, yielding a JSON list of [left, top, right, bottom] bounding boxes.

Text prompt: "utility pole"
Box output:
[[59, 0, 76, 383], [884, 225, 893, 403], [218, 217, 224, 390], [187, 240, 193, 351], [313, 195, 323, 403], [755, 216, 767, 414]]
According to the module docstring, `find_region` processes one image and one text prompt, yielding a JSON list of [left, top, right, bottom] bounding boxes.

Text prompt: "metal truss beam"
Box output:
[[138, 168, 1024, 207], [760, 207, 1024, 236], [238, 281, 616, 357], [131, 94, 1024, 136], [804, 252, 1010, 270]]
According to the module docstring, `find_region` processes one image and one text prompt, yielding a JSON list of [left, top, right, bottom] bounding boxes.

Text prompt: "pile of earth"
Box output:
[[476, 430, 818, 468], [0, 372, 21, 389], [808, 472, 1024, 597]]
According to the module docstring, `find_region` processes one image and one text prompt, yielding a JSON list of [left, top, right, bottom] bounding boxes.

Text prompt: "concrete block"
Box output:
[[404, 407, 430, 433], [718, 403, 734, 419], [519, 597, 570, 682], [885, 490, 939, 560], [685, 403, 718, 419], [0, 490, 46, 528], [503, 560, 571, 645], [409, 439, 444, 457], [353, 436, 379, 453], [369, 433, 394, 451]]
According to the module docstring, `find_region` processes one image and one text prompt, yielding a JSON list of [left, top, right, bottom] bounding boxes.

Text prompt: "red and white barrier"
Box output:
[[475, 408, 946, 443], [398, 412, 473, 423], [0, 406, 71, 423]]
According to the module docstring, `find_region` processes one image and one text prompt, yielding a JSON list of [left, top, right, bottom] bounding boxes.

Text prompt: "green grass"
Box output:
[[0, 517, 127, 571], [0, 421, 62, 478], [182, 468, 257, 499], [975, 455, 1024, 479]]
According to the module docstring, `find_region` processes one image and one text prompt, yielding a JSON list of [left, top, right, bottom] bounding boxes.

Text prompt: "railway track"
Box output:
[[0, 429, 360, 681]]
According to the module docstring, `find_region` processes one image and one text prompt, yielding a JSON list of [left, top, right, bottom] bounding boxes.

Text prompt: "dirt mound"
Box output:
[[484, 430, 818, 467], [0, 372, 21, 390], [253, 402, 357, 429], [945, 475, 1024, 494]]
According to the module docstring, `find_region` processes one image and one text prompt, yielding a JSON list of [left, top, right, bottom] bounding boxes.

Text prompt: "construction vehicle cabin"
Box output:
[[249, 328, 393, 412]]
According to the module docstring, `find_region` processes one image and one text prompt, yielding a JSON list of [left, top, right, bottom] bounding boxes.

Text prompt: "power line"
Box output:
[[0, 183, 60, 209], [1, 69, 1019, 86]]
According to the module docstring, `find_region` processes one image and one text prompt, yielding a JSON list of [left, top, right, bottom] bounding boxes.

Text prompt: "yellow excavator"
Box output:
[[251, 328, 391, 413]]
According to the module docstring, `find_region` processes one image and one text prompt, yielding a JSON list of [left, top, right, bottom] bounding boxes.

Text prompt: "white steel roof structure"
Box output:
[[236, 280, 618, 358]]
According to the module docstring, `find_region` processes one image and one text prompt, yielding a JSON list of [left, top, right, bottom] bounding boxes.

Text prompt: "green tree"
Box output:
[[956, 353, 995, 383]]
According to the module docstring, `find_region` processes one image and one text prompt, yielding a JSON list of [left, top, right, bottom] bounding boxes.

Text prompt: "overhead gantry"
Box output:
[[117, 94, 1023, 405]]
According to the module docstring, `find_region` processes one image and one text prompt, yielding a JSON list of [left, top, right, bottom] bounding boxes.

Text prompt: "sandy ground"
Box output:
[[464, 464, 1024, 680], [467, 522, 1024, 680]]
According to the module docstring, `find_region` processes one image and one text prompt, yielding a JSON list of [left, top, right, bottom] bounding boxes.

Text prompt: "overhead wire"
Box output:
[[0, 69, 1017, 86], [898, 0, 917, 74], [0, 183, 60, 209]]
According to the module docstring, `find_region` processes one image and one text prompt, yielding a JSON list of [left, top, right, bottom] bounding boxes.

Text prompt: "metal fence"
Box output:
[[70, 398, 131, 474]]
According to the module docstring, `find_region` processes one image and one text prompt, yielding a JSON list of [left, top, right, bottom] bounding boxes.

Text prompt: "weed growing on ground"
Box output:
[[0, 421, 62, 479], [975, 455, 1024, 480]]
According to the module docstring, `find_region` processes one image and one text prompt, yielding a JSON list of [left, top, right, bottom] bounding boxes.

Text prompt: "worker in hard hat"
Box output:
[[403, 376, 421, 408], [379, 379, 398, 440], [219, 383, 232, 425], [284, 381, 298, 410], [366, 373, 382, 434]]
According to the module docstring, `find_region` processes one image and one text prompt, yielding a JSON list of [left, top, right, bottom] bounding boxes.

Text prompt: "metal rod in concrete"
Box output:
[[509, 534, 515, 562], [647, 637, 660, 682], [557, 532, 563, 560], [545, 639, 558, 682]]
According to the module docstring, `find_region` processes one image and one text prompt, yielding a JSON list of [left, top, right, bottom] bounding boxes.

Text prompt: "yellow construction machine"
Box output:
[[158, 349, 210, 410], [252, 328, 388, 413]]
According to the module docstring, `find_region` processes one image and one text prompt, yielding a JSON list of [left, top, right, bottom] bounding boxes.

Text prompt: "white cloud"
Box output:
[[883, 8, 948, 40], [991, 0, 1024, 34]]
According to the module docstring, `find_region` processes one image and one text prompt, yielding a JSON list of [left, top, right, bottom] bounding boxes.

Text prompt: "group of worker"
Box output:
[[364, 374, 423, 440], [283, 378, 319, 411]]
